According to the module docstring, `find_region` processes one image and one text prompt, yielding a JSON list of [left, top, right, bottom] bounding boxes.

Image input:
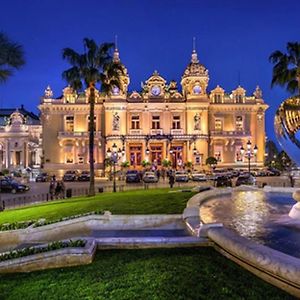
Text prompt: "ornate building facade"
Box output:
[[0, 106, 42, 171], [39, 47, 268, 175]]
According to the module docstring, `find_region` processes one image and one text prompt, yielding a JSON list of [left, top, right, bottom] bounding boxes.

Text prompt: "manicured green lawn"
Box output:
[[0, 248, 294, 300], [0, 189, 196, 225]]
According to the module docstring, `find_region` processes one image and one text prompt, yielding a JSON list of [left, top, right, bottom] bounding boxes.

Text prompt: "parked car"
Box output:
[[267, 168, 281, 176], [175, 171, 189, 182], [125, 170, 141, 183], [0, 178, 30, 193], [143, 171, 158, 183], [191, 172, 207, 181], [235, 174, 256, 186], [215, 176, 232, 187], [35, 172, 50, 182], [255, 169, 268, 177], [78, 171, 90, 181], [63, 170, 78, 181]]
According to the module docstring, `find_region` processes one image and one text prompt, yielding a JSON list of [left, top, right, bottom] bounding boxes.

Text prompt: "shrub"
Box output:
[[0, 240, 86, 262]]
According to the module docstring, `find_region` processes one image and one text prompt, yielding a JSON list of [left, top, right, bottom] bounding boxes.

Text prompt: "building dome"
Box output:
[[181, 46, 209, 98], [182, 50, 208, 79]]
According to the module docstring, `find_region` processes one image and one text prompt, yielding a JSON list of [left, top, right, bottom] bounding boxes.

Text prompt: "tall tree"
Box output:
[[62, 38, 122, 196], [0, 32, 25, 83], [269, 42, 300, 95]]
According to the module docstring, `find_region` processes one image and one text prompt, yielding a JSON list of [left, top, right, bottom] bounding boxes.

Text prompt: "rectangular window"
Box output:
[[131, 115, 140, 129], [214, 94, 221, 103], [235, 146, 243, 162], [215, 119, 223, 131], [236, 95, 243, 103], [65, 116, 74, 132], [236, 116, 243, 131], [172, 115, 181, 129], [65, 153, 74, 164], [152, 115, 160, 129], [214, 146, 223, 162]]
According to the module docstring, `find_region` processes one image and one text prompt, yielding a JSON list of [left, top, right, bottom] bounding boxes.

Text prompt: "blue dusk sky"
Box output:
[[0, 0, 299, 144]]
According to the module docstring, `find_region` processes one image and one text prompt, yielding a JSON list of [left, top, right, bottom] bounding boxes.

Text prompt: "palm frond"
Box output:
[[0, 68, 12, 83], [62, 48, 81, 67]]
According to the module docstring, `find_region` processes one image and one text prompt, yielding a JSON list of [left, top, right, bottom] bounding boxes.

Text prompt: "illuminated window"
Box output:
[[65, 116, 74, 132], [235, 146, 243, 162], [131, 115, 140, 129], [172, 115, 181, 129], [235, 94, 243, 103], [152, 115, 160, 129], [214, 94, 222, 103], [215, 119, 223, 131], [65, 152, 74, 164], [214, 146, 223, 162], [236, 116, 243, 131]]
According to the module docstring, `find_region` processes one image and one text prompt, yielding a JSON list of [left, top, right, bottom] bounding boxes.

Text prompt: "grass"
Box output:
[[0, 248, 295, 300], [0, 188, 196, 225]]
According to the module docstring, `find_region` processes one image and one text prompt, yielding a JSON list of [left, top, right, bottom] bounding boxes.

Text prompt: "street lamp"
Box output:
[[240, 140, 258, 175], [107, 143, 122, 192]]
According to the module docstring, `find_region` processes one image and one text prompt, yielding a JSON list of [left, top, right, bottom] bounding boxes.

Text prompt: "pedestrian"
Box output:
[[52, 174, 56, 182], [49, 181, 56, 200], [55, 181, 62, 199], [169, 172, 175, 188], [289, 174, 295, 187], [60, 180, 66, 199], [162, 169, 166, 181], [156, 169, 161, 181]]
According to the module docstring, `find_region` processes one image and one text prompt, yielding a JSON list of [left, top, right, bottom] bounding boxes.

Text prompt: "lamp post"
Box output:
[[107, 143, 122, 193], [240, 140, 258, 175]]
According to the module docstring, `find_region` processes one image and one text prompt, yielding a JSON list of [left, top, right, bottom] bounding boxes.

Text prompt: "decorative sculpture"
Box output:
[[112, 112, 120, 131], [194, 113, 201, 130]]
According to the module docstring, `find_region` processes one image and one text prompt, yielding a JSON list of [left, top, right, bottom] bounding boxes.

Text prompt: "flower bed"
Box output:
[[0, 210, 104, 231], [0, 240, 86, 262]]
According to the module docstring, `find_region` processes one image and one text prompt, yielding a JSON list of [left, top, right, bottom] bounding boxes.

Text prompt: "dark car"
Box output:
[[78, 171, 90, 181], [63, 171, 78, 181], [267, 168, 281, 176], [235, 174, 256, 186], [35, 173, 50, 182], [215, 176, 232, 187], [125, 170, 141, 183], [0, 179, 30, 194]]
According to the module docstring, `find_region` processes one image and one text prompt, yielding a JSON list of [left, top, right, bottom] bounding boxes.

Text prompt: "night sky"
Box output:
[[1, 0, 299, 144]]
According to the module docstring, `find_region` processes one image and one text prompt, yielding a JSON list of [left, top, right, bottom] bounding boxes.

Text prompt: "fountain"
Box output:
[[274, 96, 300, 219], [290, 190, 300, 219]]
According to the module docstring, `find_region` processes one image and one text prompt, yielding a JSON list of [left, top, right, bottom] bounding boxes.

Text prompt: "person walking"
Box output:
[[169, 171, 175, 188], [49, 181, 56, 200], [55, 181, 62, 199], [60, 180, 66, 199]]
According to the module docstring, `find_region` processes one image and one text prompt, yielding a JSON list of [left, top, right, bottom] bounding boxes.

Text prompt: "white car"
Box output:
[[175, 171, 189, 182], [143, 172, 158, 183], [191, 172, 207, 181]]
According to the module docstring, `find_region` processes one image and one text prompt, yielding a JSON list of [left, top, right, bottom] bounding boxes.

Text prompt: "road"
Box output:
[[0, 175, 295, 202]]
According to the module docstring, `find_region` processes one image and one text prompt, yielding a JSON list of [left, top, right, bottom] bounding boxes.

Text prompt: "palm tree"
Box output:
[[62, 38, 123, 196], [269, 42, 300, 95], [0, 32, 25, 83]]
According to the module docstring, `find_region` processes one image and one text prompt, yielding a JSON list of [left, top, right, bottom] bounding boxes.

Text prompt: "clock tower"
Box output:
[[181, 44, 209, 101]]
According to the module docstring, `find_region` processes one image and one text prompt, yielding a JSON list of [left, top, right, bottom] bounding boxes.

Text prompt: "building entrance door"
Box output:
[[15, 151, 21, 166], [150, 145, 162, 166], [129, 145, 142, 166], [170, 146, 183, 168]]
